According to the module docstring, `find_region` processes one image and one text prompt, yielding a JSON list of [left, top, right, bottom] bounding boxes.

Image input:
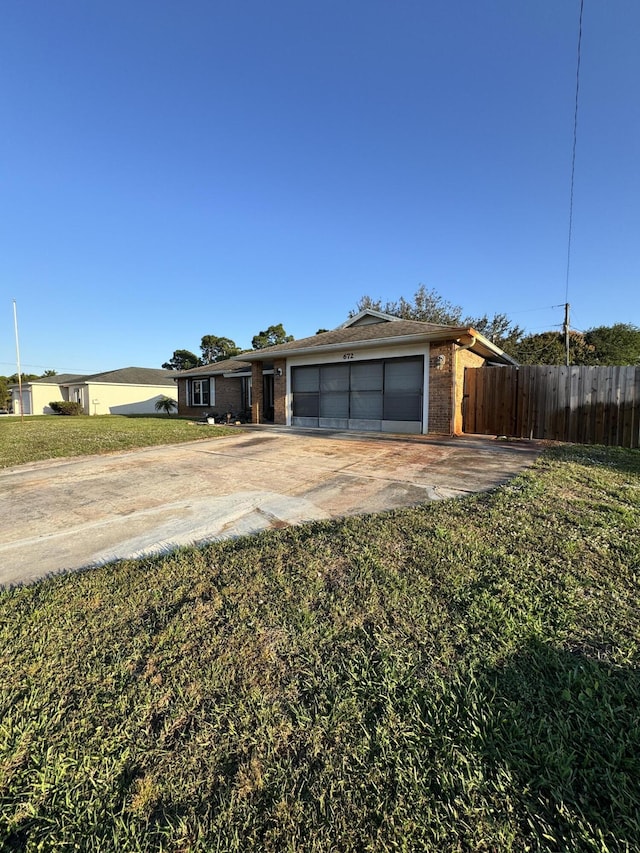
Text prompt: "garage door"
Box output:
[[291, 356, 424, 434]]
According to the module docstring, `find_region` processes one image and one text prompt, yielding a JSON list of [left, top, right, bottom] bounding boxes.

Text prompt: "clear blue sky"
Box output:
[[1, 0, 638, 375]]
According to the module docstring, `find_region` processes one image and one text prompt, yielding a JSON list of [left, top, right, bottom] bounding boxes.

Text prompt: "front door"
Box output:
[[263, 374, 274, 422]]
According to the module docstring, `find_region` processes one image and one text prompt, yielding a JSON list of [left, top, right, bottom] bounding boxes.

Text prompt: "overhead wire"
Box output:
[[565, 0, 585, 307]]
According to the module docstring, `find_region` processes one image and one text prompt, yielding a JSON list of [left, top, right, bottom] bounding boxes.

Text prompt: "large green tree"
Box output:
[[352, 285, 524, 351], [509, 331, 595, 365], [251, 324, 294, 350], [584, 323, 640, 365], [509, 324, 640, 366], [352, 285, 464, 326], [200, 335, 242, 364], [162, 349, 202, 371]]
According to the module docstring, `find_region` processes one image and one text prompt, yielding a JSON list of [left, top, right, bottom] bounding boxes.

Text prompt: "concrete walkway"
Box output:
[[0, 428, 542, 586]]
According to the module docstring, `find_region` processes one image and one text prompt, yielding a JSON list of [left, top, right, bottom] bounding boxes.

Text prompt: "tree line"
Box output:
[[163, 289, 639, 371], [351, 286, 640, 366], [162, 323, 294, 370], [0, 370, 58, 410]]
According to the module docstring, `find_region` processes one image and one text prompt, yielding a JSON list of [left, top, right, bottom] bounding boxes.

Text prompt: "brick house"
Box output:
[[176, 310, 516, 435], [176, 357, 253, 421]]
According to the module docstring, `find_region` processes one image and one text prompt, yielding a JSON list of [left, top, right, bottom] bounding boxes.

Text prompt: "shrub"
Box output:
[[49, 400, 85, 416]]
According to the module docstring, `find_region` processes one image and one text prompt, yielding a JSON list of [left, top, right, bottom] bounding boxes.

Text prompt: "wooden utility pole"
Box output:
[[563, 303, 571, 366]]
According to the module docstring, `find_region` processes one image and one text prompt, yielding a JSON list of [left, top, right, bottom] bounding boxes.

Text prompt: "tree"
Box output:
[[583, 323, 640, 365], [509, 330, 595, 365], [162, 349, 202, 371], [6, 372, 40, 384], [352, 285, 464, 326], [155, 395, 178, 416], [251, 323, 294, 350], [42, 369, 57, 377], [0, 377, 10, 409], [200, 335, 242, 364], [351, 285, 523, 351]]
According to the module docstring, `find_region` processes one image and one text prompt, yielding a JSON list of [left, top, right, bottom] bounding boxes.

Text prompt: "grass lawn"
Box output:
[[0, 416, 236, 468], [1, 443, 639, 851]]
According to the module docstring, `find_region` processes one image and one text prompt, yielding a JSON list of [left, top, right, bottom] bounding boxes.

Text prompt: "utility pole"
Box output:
[[563, 303, 570, 367], [12, 299, 24, 422]]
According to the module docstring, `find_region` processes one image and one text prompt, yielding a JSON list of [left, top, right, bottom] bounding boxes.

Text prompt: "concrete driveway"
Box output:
[[0, 427, 542, 586]]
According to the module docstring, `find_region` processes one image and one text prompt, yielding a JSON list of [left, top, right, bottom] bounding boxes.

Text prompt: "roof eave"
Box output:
[[464, 329, 519, 365], [238, 329, 476, 361]]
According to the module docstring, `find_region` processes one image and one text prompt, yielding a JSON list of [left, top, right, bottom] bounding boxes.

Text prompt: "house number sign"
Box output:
[[342, 352, 355, 360]]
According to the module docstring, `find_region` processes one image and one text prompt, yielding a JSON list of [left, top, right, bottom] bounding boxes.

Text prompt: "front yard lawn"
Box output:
[[0, 415, 235, 468], [0, 444, 639, 851]]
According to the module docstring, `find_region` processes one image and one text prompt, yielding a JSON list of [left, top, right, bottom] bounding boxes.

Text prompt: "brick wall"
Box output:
[[273, 359, 287, 424], [453, 347, 484, 434], [251, 363, 264, 423], [177, 375, 244, 419], [427, 343, 486, 435], [427, 343, 455, 434]]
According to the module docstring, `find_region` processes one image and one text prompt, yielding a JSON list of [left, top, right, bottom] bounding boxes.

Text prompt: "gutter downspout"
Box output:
[[453, 335, 477, 436]]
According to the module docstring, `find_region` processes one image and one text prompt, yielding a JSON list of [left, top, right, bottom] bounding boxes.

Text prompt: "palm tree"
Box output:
[[155, 396, 178, 416]]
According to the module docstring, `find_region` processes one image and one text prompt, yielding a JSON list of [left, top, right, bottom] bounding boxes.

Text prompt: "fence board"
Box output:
[[463, 365, 640, 449]]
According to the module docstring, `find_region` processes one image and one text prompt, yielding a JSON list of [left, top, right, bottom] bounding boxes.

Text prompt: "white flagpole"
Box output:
[[12, 299, 24, 422]]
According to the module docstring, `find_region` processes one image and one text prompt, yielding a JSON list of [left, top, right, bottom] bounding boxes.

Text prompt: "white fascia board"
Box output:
[[285, 339, 431, 368], [242, 332, 447, 362], [465, 329, 519, 365]]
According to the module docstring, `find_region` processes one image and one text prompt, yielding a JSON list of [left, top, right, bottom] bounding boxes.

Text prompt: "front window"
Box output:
[[191, 378, 210, 406]]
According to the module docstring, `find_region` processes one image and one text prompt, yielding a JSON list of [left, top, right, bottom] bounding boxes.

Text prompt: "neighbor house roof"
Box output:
[[28, 373, 86, 385], [19, 368, 176, 387], [176, 358, 252, 379], [74, 367, 176, 386], [237, 312, 518, 366]]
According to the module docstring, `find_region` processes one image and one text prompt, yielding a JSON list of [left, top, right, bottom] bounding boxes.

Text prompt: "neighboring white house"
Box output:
[[10, 368, 177, 416]]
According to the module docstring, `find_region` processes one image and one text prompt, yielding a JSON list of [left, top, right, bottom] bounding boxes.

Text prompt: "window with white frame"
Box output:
[[190, 378, 212, 406]]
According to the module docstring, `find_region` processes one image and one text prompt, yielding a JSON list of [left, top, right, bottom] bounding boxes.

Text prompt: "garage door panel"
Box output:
[[291, 356, 424, 434], [383, 392, 422, 421], [320, 392, 349, 418], [320, 364, 350, 391], [351, 362, 383, 390], [350, 391, 383, 419], [384, 359, 423, 391], [381, 420, 421, 434], [293, 393, 319, 417]]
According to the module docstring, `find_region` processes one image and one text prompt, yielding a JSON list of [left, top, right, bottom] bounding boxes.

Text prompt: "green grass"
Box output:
[[1, 443, 639, 851], [0, 416, 236, 468]]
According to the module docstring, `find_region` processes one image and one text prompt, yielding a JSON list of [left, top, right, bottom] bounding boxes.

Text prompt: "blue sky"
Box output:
[[1, 0, 638, 375]]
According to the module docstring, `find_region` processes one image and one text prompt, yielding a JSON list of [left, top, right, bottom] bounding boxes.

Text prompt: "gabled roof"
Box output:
[[338, 309, 406, 328], [26, 368, 176, 386], [28, 373, 86, 385], [237, 311, 517, 365], [76, 367, 176, 385], [176, 358, 252, 379]]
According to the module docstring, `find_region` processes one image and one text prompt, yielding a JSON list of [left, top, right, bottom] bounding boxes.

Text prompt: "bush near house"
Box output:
[[49, 401, 85, 416]]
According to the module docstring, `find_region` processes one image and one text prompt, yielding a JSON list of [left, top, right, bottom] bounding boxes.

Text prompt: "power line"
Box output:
[[565, 0, 584, 305], [0, 361, 92, 373]]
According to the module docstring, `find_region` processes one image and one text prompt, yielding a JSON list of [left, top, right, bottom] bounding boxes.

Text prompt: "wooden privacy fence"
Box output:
[[463, 365, 640, 448]]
